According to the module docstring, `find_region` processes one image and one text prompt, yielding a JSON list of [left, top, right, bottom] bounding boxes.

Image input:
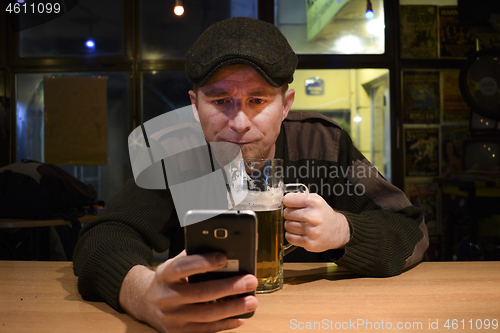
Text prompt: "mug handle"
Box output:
[[283, 183, 309, 256]]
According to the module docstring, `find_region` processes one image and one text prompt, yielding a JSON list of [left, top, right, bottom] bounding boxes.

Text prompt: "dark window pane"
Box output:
[[142, 70, 192, 122], [0, 71, 6, 166], [141, 0, 258, 60], [16, 72, 131, 203], [19, 0, 124, 57]]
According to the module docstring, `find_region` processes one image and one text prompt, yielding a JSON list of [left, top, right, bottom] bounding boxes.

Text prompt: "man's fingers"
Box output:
[[285, 232, 308, 248], [156, 250, 227, 283], [183, 318, 246, 333], [284, 220, 306, 235], [176, 274, 258, 303], [181, 295, 258, 323], [283, 207, 308, 223], [283, 192, 309, 208], [286, 232, 322, 252], [284, 193, 322, 223]]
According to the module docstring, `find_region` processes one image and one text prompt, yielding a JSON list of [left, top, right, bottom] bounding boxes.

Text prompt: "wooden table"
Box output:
[[1, 261, 499, 332], [0, 214, 97, 229], [0, 215, 97, 260]]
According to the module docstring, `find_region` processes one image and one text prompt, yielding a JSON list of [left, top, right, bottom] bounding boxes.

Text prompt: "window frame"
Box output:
[[5, 0, 137, 165], [264, 0, 404, 186], [2, 0, 471, 190]]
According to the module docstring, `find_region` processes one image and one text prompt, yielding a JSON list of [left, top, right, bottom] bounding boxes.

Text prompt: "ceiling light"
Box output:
[[174, 0, 184, 16], [365, 0, 374, 19], [85, 39, 95, 49]]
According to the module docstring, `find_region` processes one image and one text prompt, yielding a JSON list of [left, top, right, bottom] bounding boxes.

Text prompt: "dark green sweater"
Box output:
[[73, 111, 428, 311]]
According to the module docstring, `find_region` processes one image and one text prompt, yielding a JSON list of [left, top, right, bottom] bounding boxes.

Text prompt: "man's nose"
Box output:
[[229, 104, 251, 134]]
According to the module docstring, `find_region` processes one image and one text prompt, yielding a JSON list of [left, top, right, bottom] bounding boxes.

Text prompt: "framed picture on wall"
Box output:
[[400, 5, 438, 59], [441, 70, 471, 122], [402, 71, 441, 124], [439, 6, 476, 59], [441, 124, 469, 178], [405, 127, 440, 177]]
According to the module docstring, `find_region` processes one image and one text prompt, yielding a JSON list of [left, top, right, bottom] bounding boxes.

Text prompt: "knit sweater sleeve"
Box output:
[[331, 130, 429, 277], [73, 177, 177, 311]]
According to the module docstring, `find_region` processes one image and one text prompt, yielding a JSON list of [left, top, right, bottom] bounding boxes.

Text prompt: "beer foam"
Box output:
[[226, 166, 283, 211], [233, 187, 282, 211]]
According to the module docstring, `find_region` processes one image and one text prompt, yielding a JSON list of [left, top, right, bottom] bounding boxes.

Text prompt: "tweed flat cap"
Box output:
[[186, 17, 298, 87]]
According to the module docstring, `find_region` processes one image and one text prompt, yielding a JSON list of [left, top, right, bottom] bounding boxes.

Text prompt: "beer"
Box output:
[[227, 158, 307, 293], [255, 208, 283, 293], [233, 190, 283, 293]]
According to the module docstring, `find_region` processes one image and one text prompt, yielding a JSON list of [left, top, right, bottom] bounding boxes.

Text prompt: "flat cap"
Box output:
[[186, 17, 298, 87]]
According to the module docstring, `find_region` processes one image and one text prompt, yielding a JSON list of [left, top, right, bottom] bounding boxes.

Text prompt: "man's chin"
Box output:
[[241, 145, 267, 160]]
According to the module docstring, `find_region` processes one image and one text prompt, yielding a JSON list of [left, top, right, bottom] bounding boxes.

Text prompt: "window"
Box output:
[[277, 0, 385, 54], [18, 0, 125, 57], [0, 71, 6, 166], [291, 68, 391, 180], [5, 0, 410, 204], [141, 0, 258, 60], [15, 72, 130, 203], [142, 70, 192, 122]]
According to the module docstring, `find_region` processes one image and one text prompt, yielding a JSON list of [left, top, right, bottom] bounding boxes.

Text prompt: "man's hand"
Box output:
[[119, 250, 258, 333], [283, 192, 351, 252]]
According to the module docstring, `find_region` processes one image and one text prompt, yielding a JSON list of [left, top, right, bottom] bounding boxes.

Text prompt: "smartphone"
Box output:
[[184, 209, 258, 318]]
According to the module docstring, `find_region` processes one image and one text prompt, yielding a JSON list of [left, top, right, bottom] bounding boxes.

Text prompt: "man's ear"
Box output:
[[188, 90, 200, 122], [282, 88, 295, 121]]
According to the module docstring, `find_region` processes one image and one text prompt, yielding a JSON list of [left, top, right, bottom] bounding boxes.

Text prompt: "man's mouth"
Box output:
[[227, 141, 252, 146]]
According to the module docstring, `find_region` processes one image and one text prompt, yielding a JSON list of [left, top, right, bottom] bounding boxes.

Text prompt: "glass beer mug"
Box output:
[[226, 159, 308, 293]]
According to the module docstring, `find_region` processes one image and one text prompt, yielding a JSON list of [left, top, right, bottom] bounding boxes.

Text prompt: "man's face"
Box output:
[[189, 64, 295, 160]]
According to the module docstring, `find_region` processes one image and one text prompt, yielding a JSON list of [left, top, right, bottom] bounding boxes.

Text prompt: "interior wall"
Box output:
[[289, 68, 388, 160]]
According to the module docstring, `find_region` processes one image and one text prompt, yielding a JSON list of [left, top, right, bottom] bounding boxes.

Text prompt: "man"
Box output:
[[74, 17, 428, 333]]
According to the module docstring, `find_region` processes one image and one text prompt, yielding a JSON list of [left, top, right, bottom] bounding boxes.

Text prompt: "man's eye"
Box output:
[[214, 99, 227, 105], [252, 98, 264, 104]]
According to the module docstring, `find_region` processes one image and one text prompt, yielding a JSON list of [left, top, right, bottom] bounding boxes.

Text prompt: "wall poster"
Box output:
[[405, 127, 440, 177], [402, 71, 441, 124]]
